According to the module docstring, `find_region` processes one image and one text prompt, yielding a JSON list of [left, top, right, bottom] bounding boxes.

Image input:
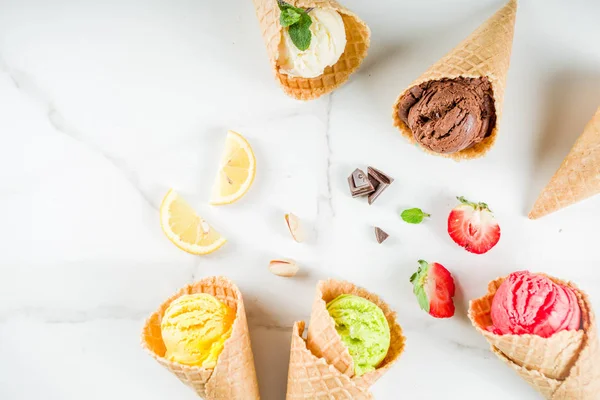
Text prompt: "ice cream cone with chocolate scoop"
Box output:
[[286, 279, 405, 399], [141, 276, 260, 400], [529, 106, 600, 219], [252, 0, 370, 101], [392, 0, 517, 160], [469, 271, 600, 399]]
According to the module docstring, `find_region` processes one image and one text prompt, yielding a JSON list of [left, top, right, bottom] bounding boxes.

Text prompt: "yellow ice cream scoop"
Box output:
[[161, 293, 236, 368]]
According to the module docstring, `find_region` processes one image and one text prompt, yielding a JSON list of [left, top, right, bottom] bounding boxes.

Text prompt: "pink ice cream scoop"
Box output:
[[488, 271, 581, 338]]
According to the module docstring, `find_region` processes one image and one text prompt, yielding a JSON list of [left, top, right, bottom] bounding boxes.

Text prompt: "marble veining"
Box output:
[[1, 0, 600, 399]]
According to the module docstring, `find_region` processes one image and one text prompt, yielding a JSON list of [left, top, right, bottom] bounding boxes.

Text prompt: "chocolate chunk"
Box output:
[[352, 168, 370, 188], [367, 166, 393, 205], [348, 168, 374, 197], [368, 166, 394, 185], [374, 227, 389, 244], [348, 176, 374, 197]]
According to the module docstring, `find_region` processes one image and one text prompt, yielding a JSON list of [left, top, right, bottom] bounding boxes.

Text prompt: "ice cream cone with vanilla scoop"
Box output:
[[141, 277, 260, 400], [286, 279, 405, 399], [252, 0, 370, 100], [469, 271, 600, 399]]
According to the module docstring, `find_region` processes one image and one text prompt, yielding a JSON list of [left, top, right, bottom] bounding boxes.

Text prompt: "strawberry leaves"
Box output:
[[457, 196, 491, 212], [410, 260, 431, 313]]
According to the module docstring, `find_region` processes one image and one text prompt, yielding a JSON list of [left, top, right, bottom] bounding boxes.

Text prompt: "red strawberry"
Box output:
[[448, 196, 501, 255], [410, 260, 455, 318]]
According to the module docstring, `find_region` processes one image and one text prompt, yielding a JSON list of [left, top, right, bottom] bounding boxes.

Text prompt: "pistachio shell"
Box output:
[[285, 213, 304, 242], [269, 259, 299, 277]]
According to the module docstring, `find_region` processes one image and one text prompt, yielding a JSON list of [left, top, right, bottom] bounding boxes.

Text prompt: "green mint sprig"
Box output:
[[278, 1, 312, 51], [401, 208, 431, 224]]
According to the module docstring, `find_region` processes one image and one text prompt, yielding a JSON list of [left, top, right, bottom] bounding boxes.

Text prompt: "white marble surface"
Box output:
[[1, 0, 600, 399]]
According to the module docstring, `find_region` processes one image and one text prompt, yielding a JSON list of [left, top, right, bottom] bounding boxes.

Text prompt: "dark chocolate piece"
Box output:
[[352, 168, 370, 188], [348, 168, 374, 197], [367, 166, 393, 205], [374, 227, 389, 244], [368, 166, 394, 185]]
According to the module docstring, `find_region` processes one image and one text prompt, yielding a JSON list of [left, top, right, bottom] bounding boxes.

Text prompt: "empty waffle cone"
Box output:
[[529, 106, 600, 219], [141, 276, 260, 400], [392, 0, 517, 160], [469, 274, 600, 399], [252, 0, 370, 101], [286, 279, 405, 399]]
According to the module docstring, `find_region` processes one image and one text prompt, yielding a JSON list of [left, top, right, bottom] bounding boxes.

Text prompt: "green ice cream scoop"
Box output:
[[326, 294, 391, 376]]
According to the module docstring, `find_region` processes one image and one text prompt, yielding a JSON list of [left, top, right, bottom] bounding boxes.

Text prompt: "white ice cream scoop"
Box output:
[[277, 8, 347, 79]]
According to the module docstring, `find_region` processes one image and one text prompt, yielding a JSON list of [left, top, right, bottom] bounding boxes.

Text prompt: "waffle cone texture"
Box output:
[[286, 279, 405, 399], [392, 0, 517, 160], [529, 106, 600, 219], [469, 274, 600, 399], [141, 276, 260, 400], [252, 0, 370, 100]]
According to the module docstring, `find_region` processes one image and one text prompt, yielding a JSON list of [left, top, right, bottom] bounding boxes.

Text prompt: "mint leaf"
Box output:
[[277, 1, 305, 14], [279, 5, 303, 27], [277, 1, 312, 51], [401, 208, 431, 224], [288, 12, 312, 51]]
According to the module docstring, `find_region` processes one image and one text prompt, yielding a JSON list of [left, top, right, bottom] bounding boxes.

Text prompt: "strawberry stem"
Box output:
[[456, 196, 492, 212]]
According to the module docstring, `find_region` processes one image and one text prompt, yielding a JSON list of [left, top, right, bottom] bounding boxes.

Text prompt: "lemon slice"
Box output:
[[160, 189, 226, 255], [210, 130, 256, 205]]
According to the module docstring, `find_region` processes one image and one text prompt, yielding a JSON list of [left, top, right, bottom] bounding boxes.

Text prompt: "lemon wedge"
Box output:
[[160, 189, 226, 255], [210, 130, 256, 205]]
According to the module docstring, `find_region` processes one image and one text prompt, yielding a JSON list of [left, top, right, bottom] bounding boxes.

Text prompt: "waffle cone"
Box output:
[[391, 0, 517, 160], [286, 279, 405, 399], [141, 276, 260, 400], [252, 0, 370, 101], [529, 106, 600, 219], [469, 274, 600, 399]]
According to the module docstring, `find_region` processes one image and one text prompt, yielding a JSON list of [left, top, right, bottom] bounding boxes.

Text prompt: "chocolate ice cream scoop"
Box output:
[[397, 77, 496, 154]]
